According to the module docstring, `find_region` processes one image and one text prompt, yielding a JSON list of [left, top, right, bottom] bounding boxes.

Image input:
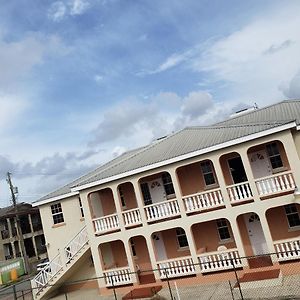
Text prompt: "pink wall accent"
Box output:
[[119, 182, 137, 210]]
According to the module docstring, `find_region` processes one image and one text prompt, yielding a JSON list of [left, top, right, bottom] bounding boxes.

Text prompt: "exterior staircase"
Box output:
[[31, 226, 89, 300]]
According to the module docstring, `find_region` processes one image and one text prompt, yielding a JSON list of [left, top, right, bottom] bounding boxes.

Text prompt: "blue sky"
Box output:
[[1, 0, 300, 206]]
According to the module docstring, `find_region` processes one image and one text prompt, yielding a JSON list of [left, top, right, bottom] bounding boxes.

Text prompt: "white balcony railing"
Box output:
[[274, 237, 300, 262], [103, 267, 132, 287], [122, 208, 142, 228], [64, 226, 89, 263], [227, 182, 252, 203], [183, 188, 224, 213], [157, 256, 196, 279], [93, 213, 120, 235], [144, 199, 180, 222], [33, 254, 63, 291], [198, 249, 243, 273], [255, 171, 295, 196]]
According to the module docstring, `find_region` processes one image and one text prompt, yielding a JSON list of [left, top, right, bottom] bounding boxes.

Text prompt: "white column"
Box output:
[[183, 225, 202, 274], [11, 242, 16, 258], [28, 214, 34, 233], [257, 211, 277, 262], [239, 149, 260, 202], [211, 157, 232, 208], [144, 234, 161, 281], [168, 168, 187, 216], [32, 236, 38, 258], [111, 186, 125, 231], [123, 240, 138, 283], [132, 180, 147, 223]]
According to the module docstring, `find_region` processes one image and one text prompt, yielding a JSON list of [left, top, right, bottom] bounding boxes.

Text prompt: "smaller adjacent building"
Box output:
[[0, 203, 47, 266]]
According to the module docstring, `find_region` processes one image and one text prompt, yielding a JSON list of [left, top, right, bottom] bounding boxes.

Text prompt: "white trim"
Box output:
[[35, 122, 296, 206], [32, 191, 79, 207], [72, 122, 296, 192], [296, 125, 300, 131]]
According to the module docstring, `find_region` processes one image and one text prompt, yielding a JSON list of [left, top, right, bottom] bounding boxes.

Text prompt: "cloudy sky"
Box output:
[[1, 0, 300, 207]]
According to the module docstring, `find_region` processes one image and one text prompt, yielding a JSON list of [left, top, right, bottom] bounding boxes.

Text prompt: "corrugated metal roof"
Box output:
[[35, 100, 300, 203]]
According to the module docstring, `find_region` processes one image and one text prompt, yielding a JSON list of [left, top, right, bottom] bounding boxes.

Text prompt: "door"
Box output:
[[250, 150, 272, 179], [153, 233, 167, 261], [148, 178, 166, 204], [228, 157, 248, 184], [244, 214, 268, 255]]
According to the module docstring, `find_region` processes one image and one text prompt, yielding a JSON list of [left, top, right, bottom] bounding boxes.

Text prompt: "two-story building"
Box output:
[[0, 203, 47, 265], [32, 100, 300, 299]]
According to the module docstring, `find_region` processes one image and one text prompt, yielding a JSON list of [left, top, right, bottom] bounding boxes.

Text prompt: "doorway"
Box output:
[[249, 150, 272, 179], [244, 213, 268, 255], [228, 157, 248, 184]]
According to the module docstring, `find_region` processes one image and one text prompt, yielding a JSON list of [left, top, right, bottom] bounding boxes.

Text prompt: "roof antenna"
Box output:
[[254, 103, 259, 109]]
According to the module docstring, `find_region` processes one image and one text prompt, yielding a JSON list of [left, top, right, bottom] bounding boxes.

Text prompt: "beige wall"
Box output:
[[292, 130, 300, 159], [267, 205, 300, 241], [192, 220, 236, 253], [119, 182, 137, 210], [161, 228, 191, 259], [39, 196, 85, 260], [177, 162, 205, 196]]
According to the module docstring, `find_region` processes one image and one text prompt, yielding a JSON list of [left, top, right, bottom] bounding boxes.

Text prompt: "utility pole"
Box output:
[[6, 172, 30, 274]]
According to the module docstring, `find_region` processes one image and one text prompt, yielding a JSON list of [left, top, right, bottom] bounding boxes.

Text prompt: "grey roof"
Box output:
[[0, 203, 37, 218], [36, 100, 300, 203]]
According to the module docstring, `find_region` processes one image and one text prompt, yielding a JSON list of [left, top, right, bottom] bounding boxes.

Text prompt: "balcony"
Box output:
[[93, 214, 120, 235], [144, 199, 180, 223], [183, 188, 225, 214], [274, 237, 300, 262], [198, 248, 243, 273], [103, 267, 132, 287], [227, 182, 253, 204], [157, 256, 196, 279], [255, 171, 295, 197], [122, 208, 142, 228], [1, 229, 9, 240]]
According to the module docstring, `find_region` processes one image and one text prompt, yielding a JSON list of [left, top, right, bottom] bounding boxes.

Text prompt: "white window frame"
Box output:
[[216, 219, 231, 242], [200, 160, 217, 188], [176, 228, 189, 249], [284, 204, 300, 229], [266, 142, 284, 171], [78, 198, 84, 218], [51, 203, 64, 225]]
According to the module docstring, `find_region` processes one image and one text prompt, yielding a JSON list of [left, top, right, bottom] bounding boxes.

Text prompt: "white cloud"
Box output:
[[48, 0, 91, 21], [48, 2, 67, 22], [70, 0, 90, 15], [191, 3, 300, 103], [94, 74, 104, 83]]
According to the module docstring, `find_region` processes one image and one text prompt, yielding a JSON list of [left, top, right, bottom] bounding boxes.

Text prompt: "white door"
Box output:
[[250, 150, 272, 179], [148, 178, 166, 204], [244, 214, 268, 255], [153, 233, 167, 261]]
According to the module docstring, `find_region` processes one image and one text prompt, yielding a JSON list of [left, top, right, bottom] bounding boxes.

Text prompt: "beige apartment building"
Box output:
[[32, 100, 300, 299]]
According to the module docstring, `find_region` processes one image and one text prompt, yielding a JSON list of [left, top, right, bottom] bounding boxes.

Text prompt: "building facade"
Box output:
[[0, 203, 47, 266], [32, 100, 300, 299]]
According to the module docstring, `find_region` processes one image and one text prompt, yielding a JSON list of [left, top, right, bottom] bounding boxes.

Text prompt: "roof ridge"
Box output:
[[72, 129, 186, 187], [214, 99, 300, 125]]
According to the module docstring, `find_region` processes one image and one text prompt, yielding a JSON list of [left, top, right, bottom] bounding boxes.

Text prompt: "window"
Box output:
[[141, 182, 152, 205], [266, 142, 283, 169], [216, 219, 231, 241], [51, 203, 64, 225], [130, 239, 137, 257], [176, 228, 188, 248], [119, 187, 126, 207], [284, 204, 300, 228], [78, 198, 84, 218], [162, 173, 175, 196], [200, 161, 216, 186]]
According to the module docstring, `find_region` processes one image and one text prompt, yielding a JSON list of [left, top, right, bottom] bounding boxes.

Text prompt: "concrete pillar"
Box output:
[[28, 214, 34, 233], [123, 239, 138, 283], [183, 225, 202, 274], [168, 168, 187, 217], [211, 156, 232, 208], [32, 236, 38, 258], [144, 234, 161, 281], [11, 242, 16, 258], [6, 218, 12, 238], [239, 149, 261, 202], [131, 180, 147, 223], [111, 186, 125, 231]]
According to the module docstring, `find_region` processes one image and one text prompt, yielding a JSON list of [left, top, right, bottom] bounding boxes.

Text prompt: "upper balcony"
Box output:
[[87, 140, 297, 236]]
